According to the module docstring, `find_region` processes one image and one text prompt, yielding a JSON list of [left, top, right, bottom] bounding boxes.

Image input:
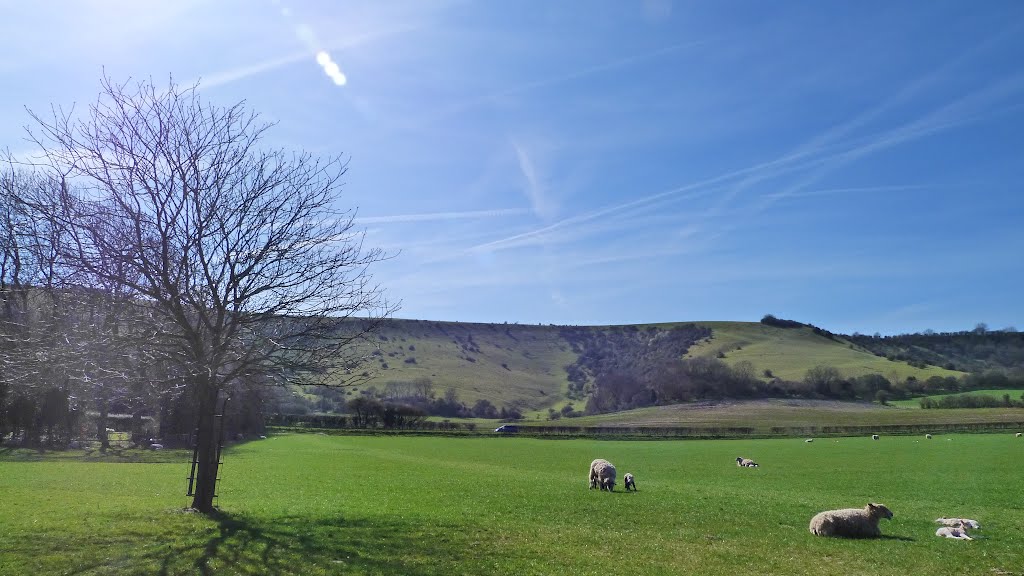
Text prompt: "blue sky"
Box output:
[[2, 1, 1022, 335]]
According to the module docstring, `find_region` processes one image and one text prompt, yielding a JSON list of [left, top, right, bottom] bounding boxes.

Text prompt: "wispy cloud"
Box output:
[[354, 208, 528, 225], [195, 24, 419, 90], [510, 139, 557, 221], [399, 39, 707, 133], [760, 184, 927, 199]]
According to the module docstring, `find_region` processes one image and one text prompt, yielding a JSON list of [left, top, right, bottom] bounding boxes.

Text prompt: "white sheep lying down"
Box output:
[[936, 524, 973, 540], [936, 518, 980, 529], [588, 459, 617, 491], [809, 503, 893, 538]]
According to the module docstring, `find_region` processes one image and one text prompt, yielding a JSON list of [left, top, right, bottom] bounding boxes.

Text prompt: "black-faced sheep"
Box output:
[[871, 434, 879, 440], [623, 472, 636, 492], [809, 502, 893, 538], [736, 457, 759, 467], [589, 459, 616, 491]]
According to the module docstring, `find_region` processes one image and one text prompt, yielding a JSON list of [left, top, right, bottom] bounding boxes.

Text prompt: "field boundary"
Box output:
[[269, 419, 1024, 440]]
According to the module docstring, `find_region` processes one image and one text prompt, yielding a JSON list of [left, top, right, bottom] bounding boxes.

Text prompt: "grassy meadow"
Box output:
[[2, 433, 1023, 575], [890, 389, 1024, 409], [686, 321, 964, 382], [561, 399, 1024, 430]]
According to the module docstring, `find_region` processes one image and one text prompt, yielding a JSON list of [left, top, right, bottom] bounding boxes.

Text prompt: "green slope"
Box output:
[[324, 319, 965, 416], [686, 321, 965, 381], [343, 320, 577, 411]]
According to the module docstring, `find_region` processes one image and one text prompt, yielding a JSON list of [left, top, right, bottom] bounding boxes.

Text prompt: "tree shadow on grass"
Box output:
[[172, 511, 499, 576]]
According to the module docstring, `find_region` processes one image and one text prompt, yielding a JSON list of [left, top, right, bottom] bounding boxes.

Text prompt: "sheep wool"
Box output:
[[936, 525, 973, 540], [936, 518, 980, 529], [809, 503, 893, 538], [589, 459, 617, 491]]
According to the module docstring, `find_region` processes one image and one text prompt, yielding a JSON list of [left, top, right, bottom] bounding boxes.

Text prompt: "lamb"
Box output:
[[936, 521, 973, 540], [925, 434, 932, 439], [936, 518, 980, 529], [1016, 432, 1022, 438], [736, 457, 759, 467], [809, 502, 893, 538], [872, 434, 880, 440], [623, 472, 636, 492], [805, 438, 814, 443], [588, 458, 616, 491]]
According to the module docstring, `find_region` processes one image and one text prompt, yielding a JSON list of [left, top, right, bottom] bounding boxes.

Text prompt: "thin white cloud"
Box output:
[[510, 139, 556, 221], [400, 39, 707, 132], [760, 184, 927, 199], [354, 208, 528, 225], [194, 24, 419, 90]]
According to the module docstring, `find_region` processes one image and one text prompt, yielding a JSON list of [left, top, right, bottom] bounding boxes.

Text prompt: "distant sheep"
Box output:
[[805, 438, 814, 443], [736, 457, 759, 468], [589, 459, 617, 491], [871, 434, 879, 440], [1016, 433, 1021, 438], [936, 518, 980, 529], [936, 522, 973, 540], [809, 503, 893, 538], [925, 434, 932, 439], [623, 472, 636, 492]]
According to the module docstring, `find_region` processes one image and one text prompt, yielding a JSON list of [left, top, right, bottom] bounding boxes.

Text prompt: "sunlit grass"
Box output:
[[2, 433, 1022, 574], [889, 389, 1024, 408]]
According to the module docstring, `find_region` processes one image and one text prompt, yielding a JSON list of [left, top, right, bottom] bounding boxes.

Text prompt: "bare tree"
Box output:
[[24, 75, 395, 512]]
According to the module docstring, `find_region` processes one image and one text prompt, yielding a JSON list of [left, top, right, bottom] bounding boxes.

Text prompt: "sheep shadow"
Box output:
[[877, 534, 916, 542]]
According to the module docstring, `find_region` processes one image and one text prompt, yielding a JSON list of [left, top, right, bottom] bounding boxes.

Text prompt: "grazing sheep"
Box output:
[[589, 459, 617, 491], [809, 503, 893, 538], [805, 438, 814, 443], [936, 522, 973, 540], [872, 434, 880, 440], [936, 518, 980, 529], [623, 472, 637, 492], [925, 434, 932, 439], [736, 457, 759, 468]]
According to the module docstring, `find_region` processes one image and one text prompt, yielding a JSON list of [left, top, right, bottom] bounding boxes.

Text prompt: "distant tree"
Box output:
[[804, 365, 846, 398], [472, 399, 499, 419]]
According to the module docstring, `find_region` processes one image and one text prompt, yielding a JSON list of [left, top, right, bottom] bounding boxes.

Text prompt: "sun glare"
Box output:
[[315, 50, 347, 86]]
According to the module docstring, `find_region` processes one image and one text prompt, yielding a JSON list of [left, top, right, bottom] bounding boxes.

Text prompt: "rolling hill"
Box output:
[[314, 319, 969, 416]]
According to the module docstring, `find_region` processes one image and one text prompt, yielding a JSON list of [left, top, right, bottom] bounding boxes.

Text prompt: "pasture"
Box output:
[[889, 389, 1024, 409], [2, 433, 1022, 575]]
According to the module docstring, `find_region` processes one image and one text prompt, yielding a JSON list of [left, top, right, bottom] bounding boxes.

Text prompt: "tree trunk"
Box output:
[[96, 396, 110, 452], [190, 381, 220, 513]]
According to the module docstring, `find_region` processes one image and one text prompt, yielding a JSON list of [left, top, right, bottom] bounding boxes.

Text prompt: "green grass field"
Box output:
[[890, 389, 1024, 409], [560, 399, 1024, 430], [2, 433, 1023, 575], [686, 321, 964, 382]]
